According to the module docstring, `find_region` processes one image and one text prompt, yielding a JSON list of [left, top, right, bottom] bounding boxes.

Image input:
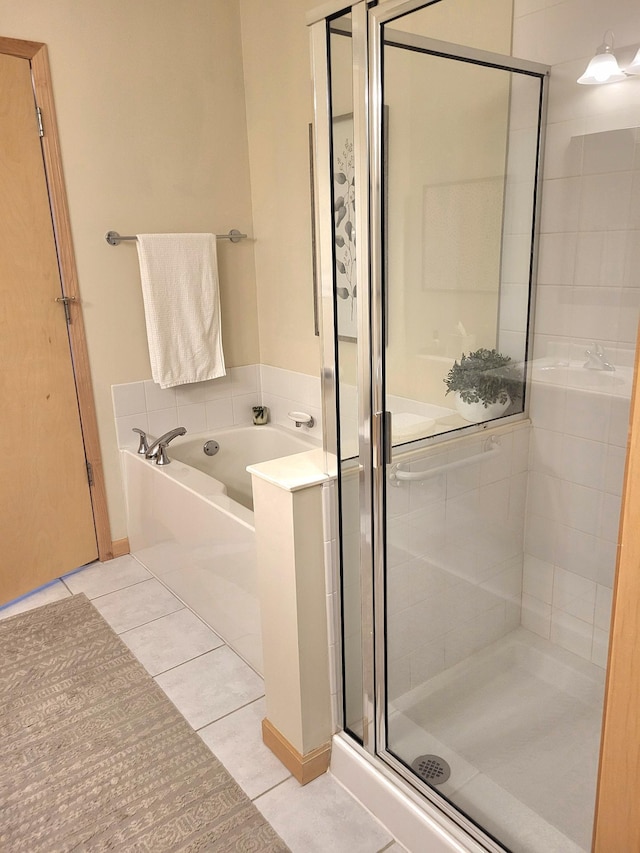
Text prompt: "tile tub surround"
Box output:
[[112, 364, 323, 449], [1, 557, 401, 853]]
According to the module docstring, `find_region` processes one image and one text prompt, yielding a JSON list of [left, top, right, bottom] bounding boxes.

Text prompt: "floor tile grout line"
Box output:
[[252, 774, 294, 804], [193, 694, 267, 733], [151, 642, 241, 680], [76, 575, 163, 603], [60, 577, 75, 596], [249, 774, 294, 803], [109, 603, 185, 636], [118, 606, 222, 643]]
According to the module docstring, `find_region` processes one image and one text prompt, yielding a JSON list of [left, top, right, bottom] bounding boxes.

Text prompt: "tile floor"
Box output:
[[0, 555, 404, 853]]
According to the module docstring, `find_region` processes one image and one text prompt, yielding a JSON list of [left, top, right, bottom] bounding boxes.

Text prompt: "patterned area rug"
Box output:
[[0, 593, 289, 852]]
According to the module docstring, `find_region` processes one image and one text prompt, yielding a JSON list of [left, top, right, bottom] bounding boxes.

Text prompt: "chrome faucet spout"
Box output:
[[145, 427, 187, 464], [584, 343, 615, 371]]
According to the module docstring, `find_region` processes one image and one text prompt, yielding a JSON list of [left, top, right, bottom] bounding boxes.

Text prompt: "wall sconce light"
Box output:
[[628, 47, 640, 75], [577, 31, 627, 85]]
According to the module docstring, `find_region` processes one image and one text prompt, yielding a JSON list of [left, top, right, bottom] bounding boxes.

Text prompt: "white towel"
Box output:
[[136, 233, 226, 389]]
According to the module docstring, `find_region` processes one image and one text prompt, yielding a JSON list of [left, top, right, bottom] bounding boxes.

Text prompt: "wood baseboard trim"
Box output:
[[262, 718, 331, 785], [110, 538, 130, 559]]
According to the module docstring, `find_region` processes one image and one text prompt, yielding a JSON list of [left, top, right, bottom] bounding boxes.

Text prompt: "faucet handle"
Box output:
[[154, 441, 171, 466], [132, 427, 149, 455]]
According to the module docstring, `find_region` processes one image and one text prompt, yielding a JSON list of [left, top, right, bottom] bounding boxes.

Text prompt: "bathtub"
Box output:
[[122, 424, 320, 674], [168, 425, 319, 510]]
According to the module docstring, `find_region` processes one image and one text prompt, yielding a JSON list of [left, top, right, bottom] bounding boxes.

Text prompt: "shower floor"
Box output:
[[388, 627, 605, 853]]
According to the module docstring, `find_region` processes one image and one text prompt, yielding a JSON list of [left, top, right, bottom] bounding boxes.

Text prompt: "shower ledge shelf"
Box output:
[[571, 125, 640, 139]]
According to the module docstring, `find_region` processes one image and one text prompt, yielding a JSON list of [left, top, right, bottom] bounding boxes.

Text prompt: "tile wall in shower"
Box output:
[[514, 0, 640, 668], [377, 422, 530, 702]]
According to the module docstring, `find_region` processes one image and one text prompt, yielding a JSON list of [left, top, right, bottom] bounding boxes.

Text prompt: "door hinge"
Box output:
[[86, 460, 94, 487], [55, 295, 76, 324], [36, 105, 44, 138]]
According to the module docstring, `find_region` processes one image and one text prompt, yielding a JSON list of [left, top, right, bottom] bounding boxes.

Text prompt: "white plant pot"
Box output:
[[454, 391, 510, 423]]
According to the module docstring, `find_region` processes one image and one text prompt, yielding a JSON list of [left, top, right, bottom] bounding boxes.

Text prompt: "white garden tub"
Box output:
[[123, 424, 320, 674]]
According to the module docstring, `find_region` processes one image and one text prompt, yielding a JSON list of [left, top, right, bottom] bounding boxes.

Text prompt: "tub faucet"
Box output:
[[132, 427, 149, 455], [145, 427, 187, 465], [584, 343, 615, 371]]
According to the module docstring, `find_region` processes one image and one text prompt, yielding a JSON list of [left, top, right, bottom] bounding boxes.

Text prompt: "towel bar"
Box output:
[[105, 229, 248, 246]]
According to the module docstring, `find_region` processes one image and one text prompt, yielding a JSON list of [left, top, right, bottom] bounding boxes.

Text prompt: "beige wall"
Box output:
[[1, 0, 324, 543], [239, 0, 322, 376], [380, 0, 515, 406]]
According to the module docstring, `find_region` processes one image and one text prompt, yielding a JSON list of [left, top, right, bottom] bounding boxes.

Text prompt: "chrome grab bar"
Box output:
[[389, 436, 501, 484]]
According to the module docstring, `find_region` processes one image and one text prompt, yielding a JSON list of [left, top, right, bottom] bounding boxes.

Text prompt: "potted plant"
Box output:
[[444, 348, 523, 423]]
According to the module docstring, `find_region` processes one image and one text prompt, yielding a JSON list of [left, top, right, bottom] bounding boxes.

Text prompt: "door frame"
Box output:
[[0, 35, 112, 562], [592, 325, 640, 851]]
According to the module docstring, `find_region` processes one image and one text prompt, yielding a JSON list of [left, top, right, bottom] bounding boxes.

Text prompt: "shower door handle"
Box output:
[[374, 411, 392, 468]]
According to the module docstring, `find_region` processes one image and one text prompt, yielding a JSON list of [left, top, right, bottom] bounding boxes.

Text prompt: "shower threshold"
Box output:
[[388, 627, 605, 853]]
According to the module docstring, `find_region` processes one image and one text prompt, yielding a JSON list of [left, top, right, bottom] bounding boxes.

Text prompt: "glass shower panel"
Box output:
[[380, 23, 583, 853], [327, 13, 364, 740], [382, 45, 541, 448]]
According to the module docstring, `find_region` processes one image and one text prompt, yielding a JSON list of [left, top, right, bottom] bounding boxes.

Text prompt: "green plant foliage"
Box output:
[[444, 348, 523, 407]]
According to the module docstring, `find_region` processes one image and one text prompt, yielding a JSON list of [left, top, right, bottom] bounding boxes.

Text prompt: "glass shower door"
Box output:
[[370, 8, 593, 853]]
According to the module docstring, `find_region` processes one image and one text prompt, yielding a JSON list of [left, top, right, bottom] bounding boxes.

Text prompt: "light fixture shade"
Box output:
[[577, 50, 626, 84], [627, 47, 640, 75]]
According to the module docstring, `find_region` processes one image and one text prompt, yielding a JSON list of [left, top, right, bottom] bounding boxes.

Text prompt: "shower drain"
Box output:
[[411, 754, 451, 785]]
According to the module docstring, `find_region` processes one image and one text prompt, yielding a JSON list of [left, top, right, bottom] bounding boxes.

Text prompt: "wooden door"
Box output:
[[592, 329, 640, 850], [0, 51, 97, 604]]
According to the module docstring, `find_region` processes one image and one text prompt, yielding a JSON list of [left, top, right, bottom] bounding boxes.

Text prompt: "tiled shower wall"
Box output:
[[515, 0, 640, 667], [340, 422, 531, 705], [111, 364, 323, 447]]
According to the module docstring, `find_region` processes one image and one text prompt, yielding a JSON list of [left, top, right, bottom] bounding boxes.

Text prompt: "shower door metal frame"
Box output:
[[311, 0, 379, 749]]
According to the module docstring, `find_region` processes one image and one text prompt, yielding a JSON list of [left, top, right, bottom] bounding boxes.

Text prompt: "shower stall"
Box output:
[[310, 1, 639, 850]]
